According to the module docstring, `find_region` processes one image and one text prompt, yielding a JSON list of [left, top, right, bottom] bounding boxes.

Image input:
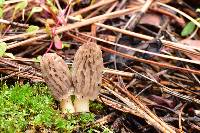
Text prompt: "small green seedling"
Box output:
[[181, 21, 196, 36], [181, 8, 200, 37], [12, 0, 28, 20], [0, 42, 15, 59], [33, 55, 42, 63], [0, 7, 3, 18], [27, 7, 43, 21]]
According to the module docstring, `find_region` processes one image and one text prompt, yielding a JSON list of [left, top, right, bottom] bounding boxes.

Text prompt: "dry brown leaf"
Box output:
[[140, 13, 163, 27]]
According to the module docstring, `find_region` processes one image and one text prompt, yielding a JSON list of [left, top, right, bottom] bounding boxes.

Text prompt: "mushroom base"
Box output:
[[74, 97, 90, 112], [60, 97, 75, 113]]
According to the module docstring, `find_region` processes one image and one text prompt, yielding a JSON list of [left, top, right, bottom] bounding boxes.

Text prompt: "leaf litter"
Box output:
[[0, 0, 200, 132]]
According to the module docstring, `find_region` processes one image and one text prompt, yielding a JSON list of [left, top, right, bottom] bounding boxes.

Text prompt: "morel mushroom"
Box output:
[[72, 42, 104, 112], [40, 53, 75, 113]]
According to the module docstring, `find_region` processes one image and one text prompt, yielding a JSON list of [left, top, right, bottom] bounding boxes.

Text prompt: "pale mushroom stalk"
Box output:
[[40, 53, 75, 113], [74, 97, 90, 112], [60, 97, 75, 113], [72, 42, 104, 112]]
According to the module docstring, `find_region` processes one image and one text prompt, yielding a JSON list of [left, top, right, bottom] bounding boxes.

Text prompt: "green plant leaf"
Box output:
[[15, 0, 28, 11], [46, 0, 58, 14], [45, 21, 52, 36], [196, 8, 200, 12], [181, 21, 196, 36], [0, 42, 7, 57], [4, 53, 15, 59], [0, 8, 3, 18], [33, 55, 42, 63], [12, 0, 27, 20], [0, 0, 5, 7], [26, 25, 39, 33], [62, 42, 71, 48], [27, 7, 43, 20]]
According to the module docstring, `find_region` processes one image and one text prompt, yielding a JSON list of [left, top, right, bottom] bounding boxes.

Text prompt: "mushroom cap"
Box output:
[[72, 42, 104, 100], [40, 53, 74, 101]]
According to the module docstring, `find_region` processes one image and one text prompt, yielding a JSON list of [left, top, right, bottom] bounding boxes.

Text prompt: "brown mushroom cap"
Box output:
[[40, 53, 74, 101], [72, 42, 104, 100]]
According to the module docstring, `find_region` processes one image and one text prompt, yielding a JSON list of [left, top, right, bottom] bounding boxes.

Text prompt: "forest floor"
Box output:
[[0, 0, 200, 132]]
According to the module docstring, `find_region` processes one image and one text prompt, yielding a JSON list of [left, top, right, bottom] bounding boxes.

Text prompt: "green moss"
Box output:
[[79, 113, 95, 124], [0, 83, 96, 132], [90, 101, 105, 113], [102, 127, 113, 133]]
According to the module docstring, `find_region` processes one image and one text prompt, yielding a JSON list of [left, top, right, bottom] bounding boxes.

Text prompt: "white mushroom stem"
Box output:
[[60, 97, 75, 113], [74, 97, 90, 112]]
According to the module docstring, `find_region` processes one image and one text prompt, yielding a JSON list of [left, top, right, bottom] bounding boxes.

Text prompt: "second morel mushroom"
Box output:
[[72, 42, 104, 112], [40, 53, 75, 113]]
